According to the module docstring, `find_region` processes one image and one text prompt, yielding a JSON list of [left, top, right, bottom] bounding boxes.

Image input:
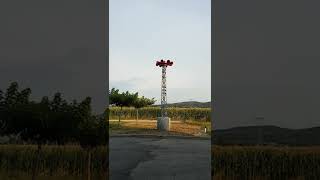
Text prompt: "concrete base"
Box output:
[[157, 117, 171, 131]]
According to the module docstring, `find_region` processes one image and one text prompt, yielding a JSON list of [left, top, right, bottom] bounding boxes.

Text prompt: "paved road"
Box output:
[[109, 137, 211, 180]]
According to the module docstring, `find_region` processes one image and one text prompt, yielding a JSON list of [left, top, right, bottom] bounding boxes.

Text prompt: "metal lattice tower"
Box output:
[[156, 59, 173, 117]]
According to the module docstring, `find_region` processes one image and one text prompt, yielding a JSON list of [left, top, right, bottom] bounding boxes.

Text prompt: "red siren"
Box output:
[[156, 59, 174, 67]]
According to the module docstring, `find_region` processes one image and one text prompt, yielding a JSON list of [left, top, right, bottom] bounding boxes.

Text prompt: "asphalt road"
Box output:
[[109, 137, 211, 180]]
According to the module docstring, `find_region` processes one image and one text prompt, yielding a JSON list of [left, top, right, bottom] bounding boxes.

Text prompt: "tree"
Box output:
[[132, 96, 156, 123], [109, 88, 120, 106], [109, 88, 138, 123], [0, 90, 3, 103], [0, 82, 109, 180], [47, 93, 79, 145], [79, 115, 108, 180], [1, 82, 18, 136], [77, 97, 92, 122], [4, 82, 19, 108], [1, 82, 43, 180], [19, 93, 94, 180], [2, 82, 32, 138], [0, 90, 5, 134]]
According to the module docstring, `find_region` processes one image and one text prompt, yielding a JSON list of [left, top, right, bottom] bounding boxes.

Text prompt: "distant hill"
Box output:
[[212, 126, 320, 146], [153, 101, 211, 108]]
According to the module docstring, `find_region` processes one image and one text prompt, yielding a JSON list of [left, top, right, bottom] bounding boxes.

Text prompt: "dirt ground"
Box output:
[[109, 119, 211, 137]]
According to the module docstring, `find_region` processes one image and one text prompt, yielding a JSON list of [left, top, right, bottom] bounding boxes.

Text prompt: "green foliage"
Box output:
[[0, 82, 108, 180], [1, 82, 33, 137], [0, 90, 4, 132], [0, 82, 108, 148], [109, 107, 211, 122], [109, 88, 137, 107], [108, 88, 210, 122], [109, 88, 139, 122], [132, 96, 156, 109], [132, 96, 156, 120], [78, 116, 108, 149]]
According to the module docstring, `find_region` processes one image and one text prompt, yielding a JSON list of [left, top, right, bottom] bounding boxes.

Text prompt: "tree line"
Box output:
[[0, 82, 108, 148], [109, 88, 156, 122], [0, 82, 108, 180]]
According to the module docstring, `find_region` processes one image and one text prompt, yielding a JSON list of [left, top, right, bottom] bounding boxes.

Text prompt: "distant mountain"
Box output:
[[153, 101, 211, 108], [212, 126, 320, 146]]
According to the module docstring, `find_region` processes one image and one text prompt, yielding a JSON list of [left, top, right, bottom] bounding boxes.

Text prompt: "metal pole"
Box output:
[[161, 66, 167, 117], [156, 59, 173, 131]]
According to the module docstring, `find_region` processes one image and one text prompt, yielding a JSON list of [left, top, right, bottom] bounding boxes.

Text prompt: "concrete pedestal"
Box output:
[[157, 117, 171, 131]]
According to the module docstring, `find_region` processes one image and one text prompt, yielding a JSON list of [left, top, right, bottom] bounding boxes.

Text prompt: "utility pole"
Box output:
[[156, 59, 173, 131]]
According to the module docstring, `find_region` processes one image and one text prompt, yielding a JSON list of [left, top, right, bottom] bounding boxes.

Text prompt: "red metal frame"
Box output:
[[156, 59, 173, 67]]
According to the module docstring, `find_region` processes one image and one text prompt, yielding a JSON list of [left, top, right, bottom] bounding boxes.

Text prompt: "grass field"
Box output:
[[109, 119, 211, 137], [0, 145, 108, 180], [212, 145, 320, 180]]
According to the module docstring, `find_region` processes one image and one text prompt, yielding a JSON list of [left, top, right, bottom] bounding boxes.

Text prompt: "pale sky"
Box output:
[[109, 0, 211, 104]]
